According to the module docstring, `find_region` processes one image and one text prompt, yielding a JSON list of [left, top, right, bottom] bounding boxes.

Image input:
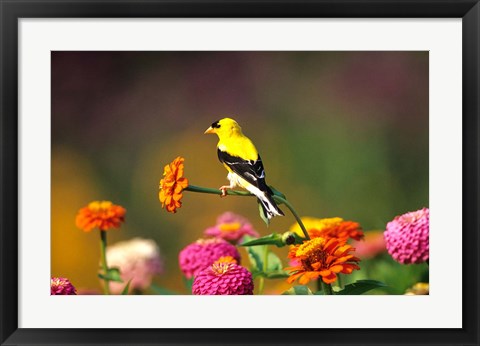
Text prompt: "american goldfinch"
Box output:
[[204, 117, 284, 219]]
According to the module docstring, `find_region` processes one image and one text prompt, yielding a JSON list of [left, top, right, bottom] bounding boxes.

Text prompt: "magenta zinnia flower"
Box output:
[[204, 212, 259, 244], [179, 238, 241, 279], [384, 208, 429, 264], [192, 259, 254, 295], [51, 277, 77, 295]]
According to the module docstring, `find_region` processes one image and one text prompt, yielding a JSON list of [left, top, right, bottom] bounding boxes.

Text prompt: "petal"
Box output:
[[318, 269, 331, 276], [332, 255, 354, 264], [321, 272, 337, 284], [329, 265, 343, 273], [299, 272, 318, 285], [287, 272, 303, 284]]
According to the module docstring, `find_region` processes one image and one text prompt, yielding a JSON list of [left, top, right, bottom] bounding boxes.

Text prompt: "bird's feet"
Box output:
[[219, 186, 231, 198]]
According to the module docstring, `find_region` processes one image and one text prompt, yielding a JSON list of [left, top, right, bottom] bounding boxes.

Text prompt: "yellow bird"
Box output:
[[204, 117, 284, 220]]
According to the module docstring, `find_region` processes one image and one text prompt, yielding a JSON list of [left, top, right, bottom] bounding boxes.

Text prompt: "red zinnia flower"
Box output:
[[286, 237, 360, 285]]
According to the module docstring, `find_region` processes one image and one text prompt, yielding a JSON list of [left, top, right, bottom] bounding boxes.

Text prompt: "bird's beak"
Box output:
[[204, 126, 215, 134]]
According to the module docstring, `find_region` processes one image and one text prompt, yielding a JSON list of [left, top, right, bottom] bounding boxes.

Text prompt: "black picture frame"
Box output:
[[1, 1, 478, 345]]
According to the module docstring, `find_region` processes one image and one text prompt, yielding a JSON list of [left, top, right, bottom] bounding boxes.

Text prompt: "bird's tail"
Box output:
[[258, 189, 285, 220]]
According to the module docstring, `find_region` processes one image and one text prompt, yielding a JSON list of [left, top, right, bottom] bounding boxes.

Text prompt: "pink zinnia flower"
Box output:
[[192, 259, 254, 295], [51, 277, 77, 295], [352, 230, 386, 259], [204, 212, 259, 244], [384, 208, 429, 264], [179, 238, 241, 279], [106, 238, 163, 294]]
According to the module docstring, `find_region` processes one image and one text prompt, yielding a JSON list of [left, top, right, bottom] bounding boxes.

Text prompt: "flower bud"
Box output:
[[282, 232, 296, 245]]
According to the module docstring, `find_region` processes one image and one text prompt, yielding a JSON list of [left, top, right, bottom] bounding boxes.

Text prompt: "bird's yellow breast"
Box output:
[[218, 134, 258, 161]]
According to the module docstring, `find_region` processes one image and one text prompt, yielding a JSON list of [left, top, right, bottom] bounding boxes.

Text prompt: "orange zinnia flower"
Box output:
[[290, 217, 364, 242], [286, 237, 360, 285], [75, 201, 126, 232], [159, 156, 189, 213]]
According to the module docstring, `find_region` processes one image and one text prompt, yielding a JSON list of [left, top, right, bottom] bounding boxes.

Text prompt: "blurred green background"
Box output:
[[51, 51, 428, 294]]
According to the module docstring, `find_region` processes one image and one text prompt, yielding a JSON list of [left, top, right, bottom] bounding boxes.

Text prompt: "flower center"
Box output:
[[88, 201, 113, 213], [216, 256, 237, 264], [301, 249, 328, 271], [296, 237, 326, 257], [211, 262, 234, 275], [295, 237, 330, 271], [218, 222, 241, 232], [401, 210, 425, 223]]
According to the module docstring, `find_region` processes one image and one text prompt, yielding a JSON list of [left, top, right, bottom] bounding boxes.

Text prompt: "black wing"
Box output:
[[217, 149, 269, 192]]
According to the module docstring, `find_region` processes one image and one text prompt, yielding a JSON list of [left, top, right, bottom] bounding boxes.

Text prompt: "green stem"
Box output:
[[258, 277, 265, 295], [272, 195, 310, 240], [185, 184, 310, 240], [263, 245, 269, 274], [316, 279, 322, 293], [258, 245, 269, 295], [322, 282, 334, 295], [337, 274, 343, 290], [99, 230, 110, 295], [186, 185, 252, 196]]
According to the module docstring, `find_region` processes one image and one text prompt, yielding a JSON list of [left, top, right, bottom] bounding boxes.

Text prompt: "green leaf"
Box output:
[[266, 251, 283, 272], [336, 280, 387, 295], [240, 233, 285, 247], [121, 279, 132, 295], [282, 286, 313, 295], [98, 267, 123, 283], [244, 236, 286, 279], [245, 244, 264, 273]]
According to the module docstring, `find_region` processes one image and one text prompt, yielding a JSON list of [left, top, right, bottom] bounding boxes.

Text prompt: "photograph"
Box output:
[[50, 51, 429, 296], [2, 0, 478, 343]]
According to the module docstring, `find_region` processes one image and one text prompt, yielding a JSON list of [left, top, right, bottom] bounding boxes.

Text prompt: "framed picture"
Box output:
[[1, 0, 478, 345]]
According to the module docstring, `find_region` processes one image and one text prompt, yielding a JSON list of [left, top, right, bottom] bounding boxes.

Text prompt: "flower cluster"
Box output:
[[75, 201, 126, 232], [204, 212, 259, 244], [192, 257, 254, 295], [51, 277, 77, 295], [384, 208, 429, 264], [159, 156, 188, 213], [106, 238, 163, 294], [179, 238, 241, 279], [66, 151, 429, 296]]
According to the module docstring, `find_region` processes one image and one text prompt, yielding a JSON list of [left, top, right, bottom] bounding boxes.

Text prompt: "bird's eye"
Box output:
[[211, 121, 221, 129]]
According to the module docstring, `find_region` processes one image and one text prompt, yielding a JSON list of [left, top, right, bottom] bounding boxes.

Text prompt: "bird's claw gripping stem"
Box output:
[[219, 186, 231, 197]]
